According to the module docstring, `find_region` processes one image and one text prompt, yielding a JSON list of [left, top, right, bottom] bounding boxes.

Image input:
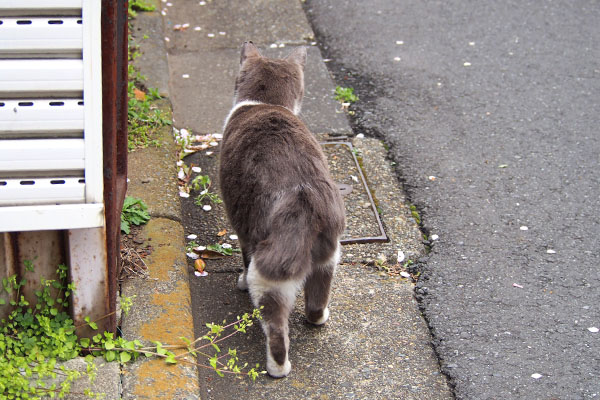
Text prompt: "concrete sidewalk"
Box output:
[[116, 0, 454, 399]]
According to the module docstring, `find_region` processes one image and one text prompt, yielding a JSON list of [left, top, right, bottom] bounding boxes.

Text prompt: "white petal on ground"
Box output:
[[396, 40, 404, 45], [546, 249, 556, 254], [180, 128, 189, 137], [531, 373, 542, 379], [270, 43, 278, 48], [202, 205, 212, 211], [205, 151, 213, 156], [186, 252, 199, 259], [179, 192, 190, 198], [191, 166, 201, 173], [394, 57, 401, 61], [194, 26, 202, 31], [209, 141, 219, 147], [464, 61, 472, 67], [588, 327, 599, 333], [207, 33, 215, 38], [177, 160, 183, 166], [213, 133, 223, 139], [397, 250, 405, 263], [431, 234, 439, 241], [229, 234, 238, 240], [400, 271, 411, 279], [187, 234, 197, 240], [351, 175, 359, 183], [194, 271, 208, 277], [222, 243, 232, 249], [182, 74, 190, 79], [177, 169, 185, 180], [194, 246, 206, 251], [356, 133, 365, 139], [520, 226, 529, 231], [219, 31, 226, 35]]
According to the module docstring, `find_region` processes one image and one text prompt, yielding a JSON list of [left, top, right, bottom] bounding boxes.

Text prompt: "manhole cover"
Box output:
[[322, 141, 388, 245]]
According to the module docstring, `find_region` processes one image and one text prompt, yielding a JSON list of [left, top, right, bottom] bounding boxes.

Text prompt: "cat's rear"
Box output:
[[219, 42, 345, 378]]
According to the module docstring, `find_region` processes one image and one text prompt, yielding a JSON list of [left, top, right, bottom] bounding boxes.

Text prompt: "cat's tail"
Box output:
[[252, 187, 328, 281]]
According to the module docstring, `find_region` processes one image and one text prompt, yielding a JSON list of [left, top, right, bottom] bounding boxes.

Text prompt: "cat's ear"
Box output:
[[286, 46, 307, 69], [240, 41, 261, 65]]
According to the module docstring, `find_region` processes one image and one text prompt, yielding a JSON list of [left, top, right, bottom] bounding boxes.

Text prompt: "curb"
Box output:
[[120, 9, 200, 400]]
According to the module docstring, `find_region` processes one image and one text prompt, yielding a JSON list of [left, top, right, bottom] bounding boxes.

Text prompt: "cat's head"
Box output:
[[233, 41, 307, 115]]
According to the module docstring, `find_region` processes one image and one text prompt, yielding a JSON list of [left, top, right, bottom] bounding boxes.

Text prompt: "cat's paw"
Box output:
[[267, 358, 291, 378], [237, 272, 248, 291], [307, 307, 329, 326]]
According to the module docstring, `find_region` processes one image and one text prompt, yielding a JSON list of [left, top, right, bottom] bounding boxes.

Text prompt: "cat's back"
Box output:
[[221, 103, 326, 176]]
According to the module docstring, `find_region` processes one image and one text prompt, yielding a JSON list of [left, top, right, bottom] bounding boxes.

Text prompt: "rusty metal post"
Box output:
[[100, 0, 129, 334]]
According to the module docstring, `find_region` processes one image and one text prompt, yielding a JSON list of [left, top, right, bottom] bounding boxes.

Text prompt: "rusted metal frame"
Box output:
[[99, 0, 129, 334], [321, 141, 389, 245]]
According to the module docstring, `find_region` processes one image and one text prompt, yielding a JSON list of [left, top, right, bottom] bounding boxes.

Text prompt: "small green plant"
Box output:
[[128, 0, 155, 17], [121, 196, 151, 234], [409, 204, 421, 225], [191, 175, 222, 205], [334, 86, 359, 103], [206, 243, 240, 257], [0, 261, 265, 398], [186, 240, 200, 253], [127, 30, 172, 150]]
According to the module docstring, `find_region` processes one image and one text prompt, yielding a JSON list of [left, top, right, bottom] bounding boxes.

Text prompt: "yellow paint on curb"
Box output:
[[139, 281, 193, 343], [133, 358, 197, 399], [127, 217, 199, 398]]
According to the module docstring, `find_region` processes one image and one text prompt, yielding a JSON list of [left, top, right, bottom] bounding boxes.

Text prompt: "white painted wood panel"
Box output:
[[0, 204, 103, 232], [0, 60, 83, 94], [0, 138, 84, 172], [0, 1, 82, 12], [0, 17, 82, 54], [0, 99, 84, 134], [0, 177, 85, 206]]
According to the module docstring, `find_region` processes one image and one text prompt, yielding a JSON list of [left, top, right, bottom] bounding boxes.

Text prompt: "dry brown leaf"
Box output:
[[217, 229, 227, 237], [134, 88, 146, 101], [200, 250, 226, 259]]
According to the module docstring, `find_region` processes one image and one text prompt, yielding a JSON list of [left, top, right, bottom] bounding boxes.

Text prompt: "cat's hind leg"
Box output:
[[246, 260, 301, 378], [237, 246, 252, 291], [304, 243, 340, 325]]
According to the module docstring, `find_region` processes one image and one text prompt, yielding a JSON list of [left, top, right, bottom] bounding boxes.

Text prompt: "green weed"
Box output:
[[121, 196, 151, 234]]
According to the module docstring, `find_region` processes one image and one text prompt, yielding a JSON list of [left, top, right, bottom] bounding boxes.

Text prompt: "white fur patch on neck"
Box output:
[[223, 100, 263, 130], [223, 100, 298, 131]]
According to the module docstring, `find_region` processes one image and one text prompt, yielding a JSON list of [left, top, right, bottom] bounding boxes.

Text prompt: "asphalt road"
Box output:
[[303, 1, 600, 398]]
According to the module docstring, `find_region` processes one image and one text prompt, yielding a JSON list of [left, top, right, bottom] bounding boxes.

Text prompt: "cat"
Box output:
[[219, 42, 346, 378]]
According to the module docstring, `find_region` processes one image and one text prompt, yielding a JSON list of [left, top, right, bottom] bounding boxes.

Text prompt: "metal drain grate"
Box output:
[[322, 141, 388, 245]]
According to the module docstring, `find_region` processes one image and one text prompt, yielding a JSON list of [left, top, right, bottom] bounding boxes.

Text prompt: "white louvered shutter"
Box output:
[[0, 0, 104, 232]]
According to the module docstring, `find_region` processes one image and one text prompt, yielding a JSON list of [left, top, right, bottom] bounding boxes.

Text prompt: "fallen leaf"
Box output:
[[134, 88, 146, 101], [217, 229, 227, 237], [200, 250, 226, 259], [194, 258, 206, 273]]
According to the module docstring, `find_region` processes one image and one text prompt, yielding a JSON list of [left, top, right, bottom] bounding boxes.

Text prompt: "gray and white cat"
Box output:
[[219, 42, 346, 378]]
